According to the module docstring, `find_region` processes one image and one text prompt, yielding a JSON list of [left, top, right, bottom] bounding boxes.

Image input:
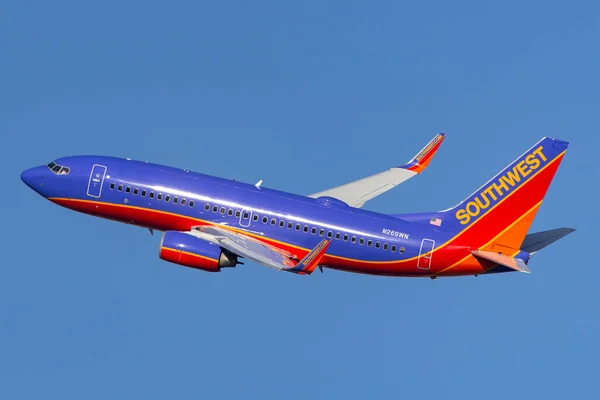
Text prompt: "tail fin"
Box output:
[[440, 137, 569, 252]]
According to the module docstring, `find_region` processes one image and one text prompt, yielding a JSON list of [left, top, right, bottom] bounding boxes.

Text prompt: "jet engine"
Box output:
[[159, 231, 238, 272]]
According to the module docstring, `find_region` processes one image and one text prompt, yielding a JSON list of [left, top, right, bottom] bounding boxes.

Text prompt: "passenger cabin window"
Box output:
[[335, 233, 341, 240], [253, 214, 259, 222], [351, 236, 357, 243], [287, 222, 293, 229], [165, 195, 171, 202], [205, 204, 210, 211], [303, 226, 309, 233], [262, 216, 268, 224], [327, 231, 333, 239], [343, 234, 348, 242], [149, 192, 154, 199], [125, 187, 131, 193], [311, 227, 316, 234], [141, 190, 147, 197], [133, 188, 139, 195], [271, 218, 276, 226], [173, 197, 178, 204], [279, 220, 285, 228], [243, 211, 250, 219], [391, 245, 397, 252], [375, 242, 381, 249], [227, 209, 233, 216], [295, 224, 301, 231], [110, 183, 115, 190], [319, 229, 324, 236], [212, 206, 218, 212], [383, 243, 389, 250], [367, 240, 373, 247], [359, 238, 365, 245], [399, 247, 405, 254], [118, 184, 123, 191], [157, 193, 163, 200], [235, 210, 241, 218], [181, 199, 187, 206], [220, 207, 225, 214], [189, 200, 194, 207]]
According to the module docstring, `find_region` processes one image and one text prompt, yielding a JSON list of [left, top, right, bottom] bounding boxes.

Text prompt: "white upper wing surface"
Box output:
[[308, 133, 446, 208], [188, 226, 331, 274]]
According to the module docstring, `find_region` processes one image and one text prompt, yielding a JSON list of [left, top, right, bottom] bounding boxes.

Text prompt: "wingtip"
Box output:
[[286, 239, 331, 275], [397, 132, 446, 174]]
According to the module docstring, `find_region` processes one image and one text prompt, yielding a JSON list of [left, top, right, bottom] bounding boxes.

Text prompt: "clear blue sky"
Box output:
[[2, 1, 599, 398]]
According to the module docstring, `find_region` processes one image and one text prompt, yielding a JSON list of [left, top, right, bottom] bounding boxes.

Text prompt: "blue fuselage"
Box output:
[[21, 156, 468, 276]]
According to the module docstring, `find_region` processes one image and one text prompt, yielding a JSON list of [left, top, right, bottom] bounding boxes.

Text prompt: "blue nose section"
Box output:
[[21, 166, 46, 193]]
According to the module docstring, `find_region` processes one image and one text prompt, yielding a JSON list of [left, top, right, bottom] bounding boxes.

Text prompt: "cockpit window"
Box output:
[[46, 161, 70, 175]]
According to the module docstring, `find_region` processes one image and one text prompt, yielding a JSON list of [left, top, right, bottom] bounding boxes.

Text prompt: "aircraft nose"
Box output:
[[21, 166, 46, 192]]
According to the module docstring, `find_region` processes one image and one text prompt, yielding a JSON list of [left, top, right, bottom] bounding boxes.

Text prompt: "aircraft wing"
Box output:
[[189, 226, 330, 274], [308, 133, 446, 208]]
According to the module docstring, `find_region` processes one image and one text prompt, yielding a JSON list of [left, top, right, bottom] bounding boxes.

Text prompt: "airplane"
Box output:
[[21, 134, 574, 278]]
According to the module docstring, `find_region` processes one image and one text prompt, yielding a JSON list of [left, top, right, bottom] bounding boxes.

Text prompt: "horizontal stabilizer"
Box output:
[[471, 249, 531, 273], [520, 228, 575, 254]]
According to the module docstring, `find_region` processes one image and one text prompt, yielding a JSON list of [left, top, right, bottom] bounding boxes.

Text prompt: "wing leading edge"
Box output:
[[308, 133, 446, 208]]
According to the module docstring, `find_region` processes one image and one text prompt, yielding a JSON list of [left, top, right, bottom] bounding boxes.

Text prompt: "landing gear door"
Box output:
[[417, 239, 435, 270], [87, 164, 107, 198]]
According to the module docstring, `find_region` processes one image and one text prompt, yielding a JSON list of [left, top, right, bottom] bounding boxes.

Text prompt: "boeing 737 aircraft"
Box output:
[[21, 134, 574, 278]]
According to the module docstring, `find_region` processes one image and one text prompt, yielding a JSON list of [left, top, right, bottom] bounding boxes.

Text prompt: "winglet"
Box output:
[[285, 239, 331, 275], [471, 249, 531, 273], [397, 133, 446, 174]]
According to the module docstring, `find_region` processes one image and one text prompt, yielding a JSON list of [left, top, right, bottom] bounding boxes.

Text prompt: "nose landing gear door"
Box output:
[[87, 164, 107, 198]]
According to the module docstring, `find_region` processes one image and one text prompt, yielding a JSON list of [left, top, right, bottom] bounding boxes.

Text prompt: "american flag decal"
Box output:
[[430, 217, 442, 226]]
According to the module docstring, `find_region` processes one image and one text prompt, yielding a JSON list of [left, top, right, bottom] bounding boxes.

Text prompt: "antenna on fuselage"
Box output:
[[255, 180, 263, 189]]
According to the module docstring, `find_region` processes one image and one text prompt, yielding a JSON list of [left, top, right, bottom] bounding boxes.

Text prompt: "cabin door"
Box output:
[[87, 164, 107, 198], [417, 239, 435, 270]]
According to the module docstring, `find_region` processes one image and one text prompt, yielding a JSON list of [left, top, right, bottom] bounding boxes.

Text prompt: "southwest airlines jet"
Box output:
[[21, 134, 574, 278]]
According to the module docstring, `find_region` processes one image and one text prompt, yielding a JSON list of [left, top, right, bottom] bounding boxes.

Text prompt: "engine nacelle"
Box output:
[[159, 231, 238, 272]]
